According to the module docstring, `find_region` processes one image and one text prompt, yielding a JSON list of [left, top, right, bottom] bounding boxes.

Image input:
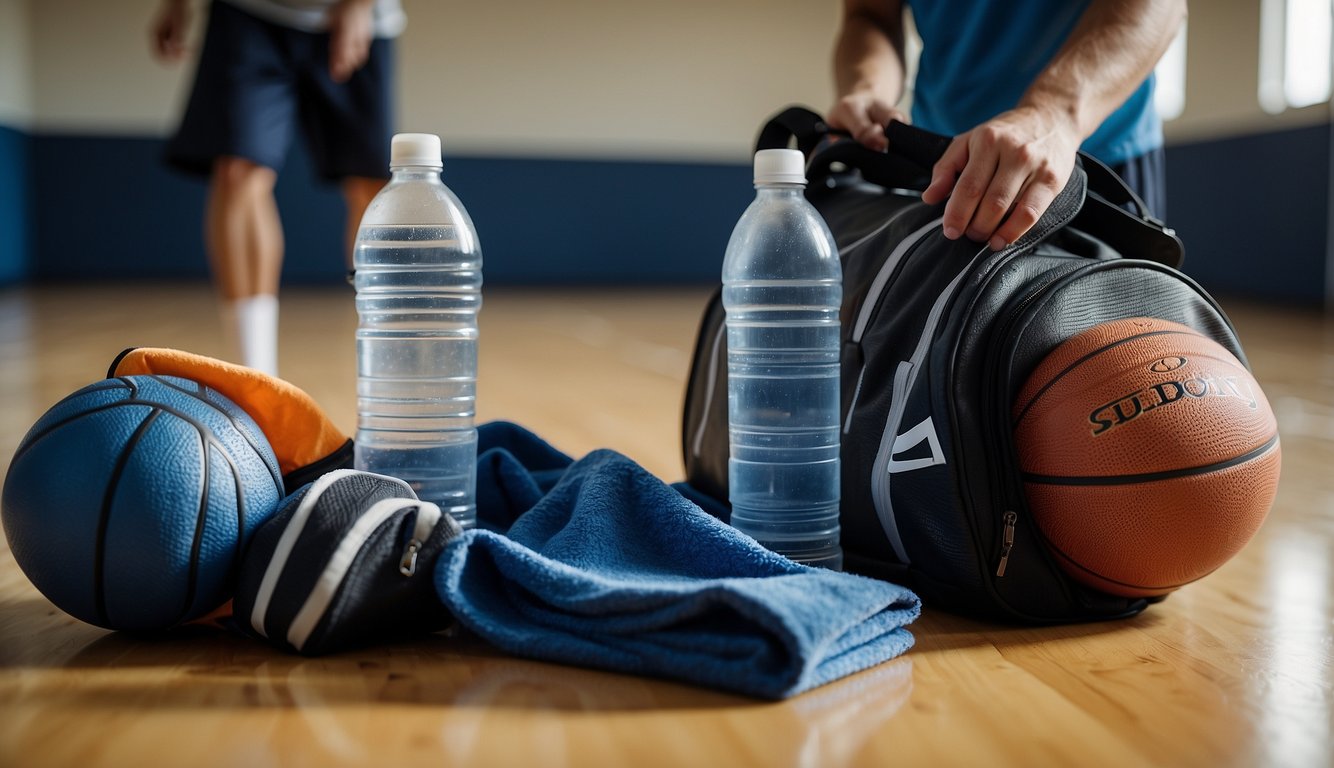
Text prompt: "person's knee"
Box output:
[[212, 156, 277, 193], [342, 176, 385, 207]]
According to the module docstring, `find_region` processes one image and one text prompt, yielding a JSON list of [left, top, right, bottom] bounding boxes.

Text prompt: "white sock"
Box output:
[[224, 294, 279, 377]]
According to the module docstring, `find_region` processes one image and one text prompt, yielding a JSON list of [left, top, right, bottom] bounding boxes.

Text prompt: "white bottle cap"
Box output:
[[390, 133, 443, 168], [753, 148, 806, 185]]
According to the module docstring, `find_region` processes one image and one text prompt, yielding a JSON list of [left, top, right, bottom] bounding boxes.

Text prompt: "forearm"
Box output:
[[1021, 0, 1187, 139], [832, 1, 907, 104]]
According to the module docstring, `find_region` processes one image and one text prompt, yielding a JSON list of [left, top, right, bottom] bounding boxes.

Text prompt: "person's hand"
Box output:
[[827, 92, 908, 152], [150, 0, 190, 63], [921, 105, 1081, 251], [328, 0, 374, 83]]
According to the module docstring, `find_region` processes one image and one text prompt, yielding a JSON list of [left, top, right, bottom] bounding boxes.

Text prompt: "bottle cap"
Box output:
[[390, 133, 443, 168], [753, 148, 806, 185]]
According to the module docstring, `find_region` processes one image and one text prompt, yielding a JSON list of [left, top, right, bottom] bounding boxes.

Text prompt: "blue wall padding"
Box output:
[[1165, 121, 1328, 304], [0, 124, 31, 285], [30, 134, 751, 286], [17, 124, 1332, 302]]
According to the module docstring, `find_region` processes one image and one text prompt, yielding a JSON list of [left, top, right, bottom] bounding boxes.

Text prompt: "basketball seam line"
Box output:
[[147, 375, 285, 499], [95, 408, 162, 628], [13, 383, 232, 466], [10, 399, 141, 465], [170, 430, 250, 627], [1021, 433, 1280, 486], [1012, 329, 1194, 428], [175, 427, 211, 627], [1038, 527, 1235, 592], [15, 400, 250, 473], [41, 381, 130, 415], [229, 448, 249, 586]]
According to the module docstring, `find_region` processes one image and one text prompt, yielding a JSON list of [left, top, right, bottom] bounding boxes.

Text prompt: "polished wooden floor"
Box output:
[[1, 283, 1330, 768]]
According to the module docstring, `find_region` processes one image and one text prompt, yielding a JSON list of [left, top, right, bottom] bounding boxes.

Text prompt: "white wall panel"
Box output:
[[0, 0, 34, 128]]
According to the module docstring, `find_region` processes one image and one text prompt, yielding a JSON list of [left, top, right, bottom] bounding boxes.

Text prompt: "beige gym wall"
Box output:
[[0, 0, 34, 129], [22, 0, 839, 161], [14, 1, 1329, 155]]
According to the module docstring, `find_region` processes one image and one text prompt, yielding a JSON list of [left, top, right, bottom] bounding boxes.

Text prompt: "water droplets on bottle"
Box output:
[[353, 133, 482, 529], [722, 149, 844, 569]]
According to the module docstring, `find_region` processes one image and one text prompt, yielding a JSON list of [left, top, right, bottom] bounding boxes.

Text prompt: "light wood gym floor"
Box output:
[[0, 282, 1330, 768]]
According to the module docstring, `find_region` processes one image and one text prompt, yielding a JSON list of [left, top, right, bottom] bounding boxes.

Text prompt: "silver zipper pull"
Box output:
[[996, 510, 1018, 577], [399, 502, 443, 577], [397, 538, 424, 576], [399, 539, 422, 576]]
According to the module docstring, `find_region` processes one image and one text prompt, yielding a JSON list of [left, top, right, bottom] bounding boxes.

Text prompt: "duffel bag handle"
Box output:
[[755, 105, 938, 190], [755, 105, 1184, 269], [755, 106, 830, 157], [886, 120, 1164, 232]]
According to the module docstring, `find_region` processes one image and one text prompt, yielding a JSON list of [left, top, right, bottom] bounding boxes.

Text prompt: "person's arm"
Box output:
[[925, 0, 1188, 250], [327, 0, 376, 83], [827, 0, 908, 151], [150, 0, 190, 62]]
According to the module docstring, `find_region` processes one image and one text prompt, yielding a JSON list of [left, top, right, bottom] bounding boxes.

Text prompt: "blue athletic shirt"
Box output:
[[905, 0, 1161, 165]]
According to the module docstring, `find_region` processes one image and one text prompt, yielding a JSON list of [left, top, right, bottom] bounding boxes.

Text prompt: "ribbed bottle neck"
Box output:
[[754, 183, 806, 195], [389, 166, 443, 181]]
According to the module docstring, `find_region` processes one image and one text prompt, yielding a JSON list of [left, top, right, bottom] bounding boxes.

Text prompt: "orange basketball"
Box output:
[[1012, 317, 1280, 597]]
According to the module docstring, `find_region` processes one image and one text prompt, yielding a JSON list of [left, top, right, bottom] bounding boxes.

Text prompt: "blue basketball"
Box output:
[[2, 375, 285, 631]]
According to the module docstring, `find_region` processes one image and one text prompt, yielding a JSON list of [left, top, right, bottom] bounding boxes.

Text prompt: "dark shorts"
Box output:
[[166, 0, 394, 181], [1107, 146, 1167, 220]]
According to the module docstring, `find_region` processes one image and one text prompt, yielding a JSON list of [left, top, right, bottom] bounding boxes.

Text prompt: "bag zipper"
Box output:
[[286, 497, 444, 651], [996, 510, 1017, 576], [981, 266, 1077, 578], [399, 502, 443, 576]]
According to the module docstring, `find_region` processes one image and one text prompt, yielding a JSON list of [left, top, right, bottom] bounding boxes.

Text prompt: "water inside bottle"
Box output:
[[354, 224, 481, 528], [724, 278, 842, 569]]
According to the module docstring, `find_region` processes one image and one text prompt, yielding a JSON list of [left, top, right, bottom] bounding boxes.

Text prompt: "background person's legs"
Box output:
[[342, 176, 386, 267], [207, 156, 283, 376]]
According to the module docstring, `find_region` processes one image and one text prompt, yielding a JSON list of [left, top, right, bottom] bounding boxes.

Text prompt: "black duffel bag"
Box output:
[[682, 106, 1245, 623]]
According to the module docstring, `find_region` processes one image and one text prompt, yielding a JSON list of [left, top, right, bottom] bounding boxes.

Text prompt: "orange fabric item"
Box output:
[[109, 347, 350, 482]]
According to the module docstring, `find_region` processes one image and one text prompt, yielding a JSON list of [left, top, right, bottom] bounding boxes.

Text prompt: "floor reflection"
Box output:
[[0, 291, 36, 462], [1261, 531, 1332, 768], [27, 626, 915, 767]]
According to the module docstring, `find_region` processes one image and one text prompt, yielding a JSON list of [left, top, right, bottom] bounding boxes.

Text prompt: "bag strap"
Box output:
[[754, 105, 1184, 268], [1070, 154, 1185, 269], [755, 106, 830, 157], [755, 105, 936, 190]]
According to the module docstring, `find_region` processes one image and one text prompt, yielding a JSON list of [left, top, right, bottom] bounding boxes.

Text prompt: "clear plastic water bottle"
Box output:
[[353, 133, 482, 529], [722, 148, 843, 569]]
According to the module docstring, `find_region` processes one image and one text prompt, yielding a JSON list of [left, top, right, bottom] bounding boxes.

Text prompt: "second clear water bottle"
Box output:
[[722, 148, 843, 569], [354, 133, 482, 529]]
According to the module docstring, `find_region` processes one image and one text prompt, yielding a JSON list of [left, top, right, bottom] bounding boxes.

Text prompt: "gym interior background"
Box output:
[[0, 0, 1329, 304]]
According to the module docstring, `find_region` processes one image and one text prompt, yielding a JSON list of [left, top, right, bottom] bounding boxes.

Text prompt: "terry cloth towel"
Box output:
[[436, 422, 921, 700]]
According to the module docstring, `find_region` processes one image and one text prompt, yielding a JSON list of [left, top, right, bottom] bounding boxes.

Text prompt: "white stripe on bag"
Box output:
[[286, 499, 442, 651], [248, 469, 414, 638]]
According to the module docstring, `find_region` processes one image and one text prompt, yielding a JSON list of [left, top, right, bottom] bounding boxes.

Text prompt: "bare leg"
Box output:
[[342, 176, 386, 268], [205, 156, 283, 374]]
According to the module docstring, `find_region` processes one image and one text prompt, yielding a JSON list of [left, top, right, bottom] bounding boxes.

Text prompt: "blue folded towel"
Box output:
[[435, 422, 920, 700]]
